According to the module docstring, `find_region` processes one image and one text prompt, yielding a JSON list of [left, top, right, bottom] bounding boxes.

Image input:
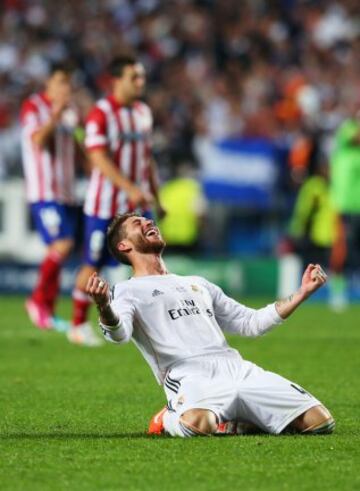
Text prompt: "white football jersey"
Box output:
[[100, 274, 283, 383]]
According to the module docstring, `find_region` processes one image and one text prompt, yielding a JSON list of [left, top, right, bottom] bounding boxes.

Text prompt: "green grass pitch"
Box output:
[[0, 296, 359, 491]]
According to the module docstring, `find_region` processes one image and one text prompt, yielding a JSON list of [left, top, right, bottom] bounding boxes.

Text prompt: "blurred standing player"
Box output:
[[67, 55, 163, 346], [287, 160, 347, 310], [21, 63, 80, 330], [330, 108, 360, 309]]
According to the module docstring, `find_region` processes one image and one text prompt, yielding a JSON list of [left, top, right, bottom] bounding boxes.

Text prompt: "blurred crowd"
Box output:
[[0, 0, 359, 179]]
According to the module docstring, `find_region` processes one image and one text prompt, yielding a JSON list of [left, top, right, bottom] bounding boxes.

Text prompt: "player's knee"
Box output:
[[293, 405, 335, 434], [52, 238, 74, 257], [180, 409, 218, 435]]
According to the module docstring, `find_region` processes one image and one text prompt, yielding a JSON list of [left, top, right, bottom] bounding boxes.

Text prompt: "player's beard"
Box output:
[[132, 235, 165, 255]]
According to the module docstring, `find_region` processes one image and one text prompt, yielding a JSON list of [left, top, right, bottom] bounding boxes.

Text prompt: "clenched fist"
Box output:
[[86, 272, 111, 310], [300, 264, 327, 298]]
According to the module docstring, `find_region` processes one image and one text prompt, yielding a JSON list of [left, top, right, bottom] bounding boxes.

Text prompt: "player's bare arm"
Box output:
[[275, 263, 327, 319], [88, 148, 154, 208], [86, 272, 119, 327], [148, 158, 166, 218]]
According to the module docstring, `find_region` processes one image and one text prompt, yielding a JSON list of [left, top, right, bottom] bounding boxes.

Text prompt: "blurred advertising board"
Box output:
[[0, 256, 278, 297], [0, 256, 359, 301]]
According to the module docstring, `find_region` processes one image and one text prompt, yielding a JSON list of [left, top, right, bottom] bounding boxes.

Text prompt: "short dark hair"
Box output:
[[108, 55, 137, 78], [48, 61, 73, 77], [107, 213, 139, 265]]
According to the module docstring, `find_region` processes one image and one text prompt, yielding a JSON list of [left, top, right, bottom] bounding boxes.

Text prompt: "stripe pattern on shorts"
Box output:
[[164, 373, 181, 394]]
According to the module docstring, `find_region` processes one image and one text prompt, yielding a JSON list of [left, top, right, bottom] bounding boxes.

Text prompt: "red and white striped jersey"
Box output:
[[20, 92, 77, 204], [84, 95, 153, 218]]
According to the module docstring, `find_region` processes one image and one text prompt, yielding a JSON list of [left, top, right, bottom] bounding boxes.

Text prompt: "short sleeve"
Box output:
[[20, 100, 40, 133], [85, 106, 108, 151], [139, 103, 153, 166]]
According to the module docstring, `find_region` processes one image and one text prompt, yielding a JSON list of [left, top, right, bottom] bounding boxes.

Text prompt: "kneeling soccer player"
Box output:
[[86, 213, 335, 437]]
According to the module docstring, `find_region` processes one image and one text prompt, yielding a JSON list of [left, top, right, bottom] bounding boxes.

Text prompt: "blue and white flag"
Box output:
[[195, 137, 279, 208]]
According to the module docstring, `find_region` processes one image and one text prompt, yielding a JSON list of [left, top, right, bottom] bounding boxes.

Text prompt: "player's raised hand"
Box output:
[[300, 264, 327, 297], [86, 272, 110, 309]]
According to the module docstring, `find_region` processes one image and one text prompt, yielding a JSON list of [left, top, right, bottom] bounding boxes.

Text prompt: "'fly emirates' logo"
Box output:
[[168, 299, 214, 320]]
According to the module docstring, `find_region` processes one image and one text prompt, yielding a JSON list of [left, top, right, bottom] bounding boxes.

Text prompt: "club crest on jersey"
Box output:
[[191, 284, 201, 292], [152, 289, 164, 297], [176, 396, 185, 409], [175, 286, 187, 293]]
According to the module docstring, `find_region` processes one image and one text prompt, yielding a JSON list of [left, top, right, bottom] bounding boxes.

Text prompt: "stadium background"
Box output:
[[0, 2, 360, 490], [0, 0, 359, 301]]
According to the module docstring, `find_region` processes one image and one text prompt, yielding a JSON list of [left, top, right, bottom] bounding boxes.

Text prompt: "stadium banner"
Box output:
[[194, 137, 279, 208]]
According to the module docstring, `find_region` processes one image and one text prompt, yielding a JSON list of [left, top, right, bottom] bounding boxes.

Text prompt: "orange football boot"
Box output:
[[148, 406, 167, 435]]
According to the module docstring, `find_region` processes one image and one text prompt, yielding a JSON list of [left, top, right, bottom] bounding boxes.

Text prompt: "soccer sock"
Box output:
[[43, 269, 61, 313], [302, 418, 335, 434], [163, 411, 203, 438], [216, 421, 262, 435], [72, 288, 92, 327], [329, 273, 348, 306], [32, 250, 63, 313]]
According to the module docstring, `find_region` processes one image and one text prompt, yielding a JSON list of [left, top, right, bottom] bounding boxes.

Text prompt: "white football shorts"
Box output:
[[163, 351, 322, 434]]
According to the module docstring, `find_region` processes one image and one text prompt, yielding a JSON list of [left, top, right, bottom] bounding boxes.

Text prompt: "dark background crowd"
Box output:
[[1, 0, 359, 178]]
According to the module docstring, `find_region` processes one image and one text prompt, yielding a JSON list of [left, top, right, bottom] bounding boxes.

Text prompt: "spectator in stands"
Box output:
[[0, 0, 358, 181]]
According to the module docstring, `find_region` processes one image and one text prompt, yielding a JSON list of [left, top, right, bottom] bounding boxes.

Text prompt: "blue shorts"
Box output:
[[83, 211, 153, 268], [30, 201, 77, 245]]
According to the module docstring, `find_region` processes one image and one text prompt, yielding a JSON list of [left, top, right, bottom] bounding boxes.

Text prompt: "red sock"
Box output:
[[72, 288, 92, 326], [43, 272, 60, 313], [32, 250, 62, 313]]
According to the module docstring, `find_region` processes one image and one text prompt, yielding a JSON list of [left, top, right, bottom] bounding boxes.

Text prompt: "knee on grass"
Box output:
[[292, 405, 335, 434], [180, 409, 218, 436]]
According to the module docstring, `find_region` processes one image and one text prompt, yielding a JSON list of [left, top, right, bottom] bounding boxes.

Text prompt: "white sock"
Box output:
[[163, 410, 199, 438]]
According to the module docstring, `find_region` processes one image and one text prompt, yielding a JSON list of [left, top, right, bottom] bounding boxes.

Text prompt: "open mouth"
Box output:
[[144, 227, 159, 238]]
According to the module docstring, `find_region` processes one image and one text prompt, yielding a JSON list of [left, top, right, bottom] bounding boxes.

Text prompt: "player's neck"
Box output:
[[112, 91, 134, 107], [132, 254, 168, 277]]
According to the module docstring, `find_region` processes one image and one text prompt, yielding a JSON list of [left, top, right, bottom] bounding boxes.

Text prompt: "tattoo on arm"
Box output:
[[97, 303, 119, 327], [275, 294, 294, 309], [274, 290, 306, 319]]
